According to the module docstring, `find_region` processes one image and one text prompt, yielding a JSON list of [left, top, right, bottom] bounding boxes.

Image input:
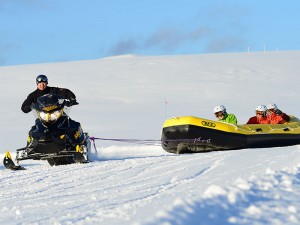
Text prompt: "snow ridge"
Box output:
[[145, 165, 300, 225]]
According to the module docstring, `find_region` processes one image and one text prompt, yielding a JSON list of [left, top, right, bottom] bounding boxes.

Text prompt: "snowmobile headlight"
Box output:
[[39, 111, 49, 122], [49, 109, 62, 121], [39, 109, 63, 123]]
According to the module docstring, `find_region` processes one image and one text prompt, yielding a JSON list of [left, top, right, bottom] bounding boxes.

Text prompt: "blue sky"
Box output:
[[1, 0, 300, 66]]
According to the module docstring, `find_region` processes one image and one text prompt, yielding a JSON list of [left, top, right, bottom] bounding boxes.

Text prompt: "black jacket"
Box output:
[[21, 86, 76, 113]]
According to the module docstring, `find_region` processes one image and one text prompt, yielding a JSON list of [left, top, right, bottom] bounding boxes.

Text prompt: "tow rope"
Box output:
[[88, 136, 207, 153], [89, 137, 162, 153]]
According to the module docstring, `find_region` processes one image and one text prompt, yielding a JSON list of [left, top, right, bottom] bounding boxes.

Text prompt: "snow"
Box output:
[[1, 51, 300, 224], [147, 165, 300, 225]]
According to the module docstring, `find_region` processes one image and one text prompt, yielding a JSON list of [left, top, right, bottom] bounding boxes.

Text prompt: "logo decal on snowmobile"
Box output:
[[42, 105, 58, 111], [76, 145, 83, 153], [201, 121, 216, 128], [74, 127, 83, 140]]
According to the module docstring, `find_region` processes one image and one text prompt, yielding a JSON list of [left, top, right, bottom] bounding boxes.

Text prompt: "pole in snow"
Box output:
[[165, 97, 168, 119]]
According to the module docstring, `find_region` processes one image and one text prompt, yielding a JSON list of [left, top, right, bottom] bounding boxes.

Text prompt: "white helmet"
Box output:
[[267, 103, 278, 110], [214, 105, 226, 113], [255, 105, 267, 112]]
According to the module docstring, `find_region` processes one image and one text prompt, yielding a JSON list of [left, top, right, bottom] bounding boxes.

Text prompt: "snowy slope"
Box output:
[[1, 51, 300, 224]]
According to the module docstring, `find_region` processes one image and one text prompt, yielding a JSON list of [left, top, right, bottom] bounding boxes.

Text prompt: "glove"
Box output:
[[70, 99, 79, 106], [65, 99, 79, 107], [275, 109, 282, 116]]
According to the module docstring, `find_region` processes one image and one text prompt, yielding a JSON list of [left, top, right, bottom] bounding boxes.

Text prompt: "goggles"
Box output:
[[39, 109, 63, 123], [36, 77, 48, 83]]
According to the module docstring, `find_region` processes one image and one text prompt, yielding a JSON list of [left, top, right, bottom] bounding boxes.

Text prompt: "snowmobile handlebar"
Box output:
[[31, 95, 79, 112], [64, 99, 79, 107]]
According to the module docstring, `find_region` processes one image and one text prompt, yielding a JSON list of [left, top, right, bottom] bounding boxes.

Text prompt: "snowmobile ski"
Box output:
[[3, 151, 26, 170]]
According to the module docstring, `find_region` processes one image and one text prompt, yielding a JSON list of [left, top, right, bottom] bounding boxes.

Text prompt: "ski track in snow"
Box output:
[[1, 149, 223, 224], [1, 145, 300, 225]]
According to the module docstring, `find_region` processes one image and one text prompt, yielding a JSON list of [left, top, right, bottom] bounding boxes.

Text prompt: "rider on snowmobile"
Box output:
[[22, 75, 85, 148], [21, 74, 78, 113], [2, 75, 89, 169]]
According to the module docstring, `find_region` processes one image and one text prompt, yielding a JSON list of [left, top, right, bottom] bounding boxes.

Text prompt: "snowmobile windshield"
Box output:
[[33, 94, 64, 112]]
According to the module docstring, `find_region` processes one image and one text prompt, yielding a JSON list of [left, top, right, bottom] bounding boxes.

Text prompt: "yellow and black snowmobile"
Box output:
[[3, 94, 90, 170]]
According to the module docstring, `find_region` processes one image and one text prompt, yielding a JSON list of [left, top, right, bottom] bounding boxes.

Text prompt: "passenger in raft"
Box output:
[[213, 105, 237, 124], [266, 103, 290, 124], [246, 105, 268, 124]]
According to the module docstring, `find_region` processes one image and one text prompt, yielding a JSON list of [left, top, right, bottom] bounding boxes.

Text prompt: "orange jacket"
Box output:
[[267, 112, 289, 124]]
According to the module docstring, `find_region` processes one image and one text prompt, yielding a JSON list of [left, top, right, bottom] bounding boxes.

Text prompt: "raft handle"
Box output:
[[256, 128, 263, 132]]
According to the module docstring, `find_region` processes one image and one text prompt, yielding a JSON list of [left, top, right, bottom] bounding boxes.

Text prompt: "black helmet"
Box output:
[[36, 74, 48, 84]]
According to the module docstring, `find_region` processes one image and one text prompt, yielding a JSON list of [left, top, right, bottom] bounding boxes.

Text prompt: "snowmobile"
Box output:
[[3, 94, 91, 170]]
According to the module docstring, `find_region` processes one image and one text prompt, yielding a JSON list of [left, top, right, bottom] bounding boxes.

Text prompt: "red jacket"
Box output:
[[246, 116, 269, 124]]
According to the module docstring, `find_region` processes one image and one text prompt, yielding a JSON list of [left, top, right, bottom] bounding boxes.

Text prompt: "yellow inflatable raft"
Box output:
[[161, 116, 300, 154]]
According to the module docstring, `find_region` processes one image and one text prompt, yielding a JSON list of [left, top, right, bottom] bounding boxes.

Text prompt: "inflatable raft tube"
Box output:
[[161, 116, 300, 154]]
